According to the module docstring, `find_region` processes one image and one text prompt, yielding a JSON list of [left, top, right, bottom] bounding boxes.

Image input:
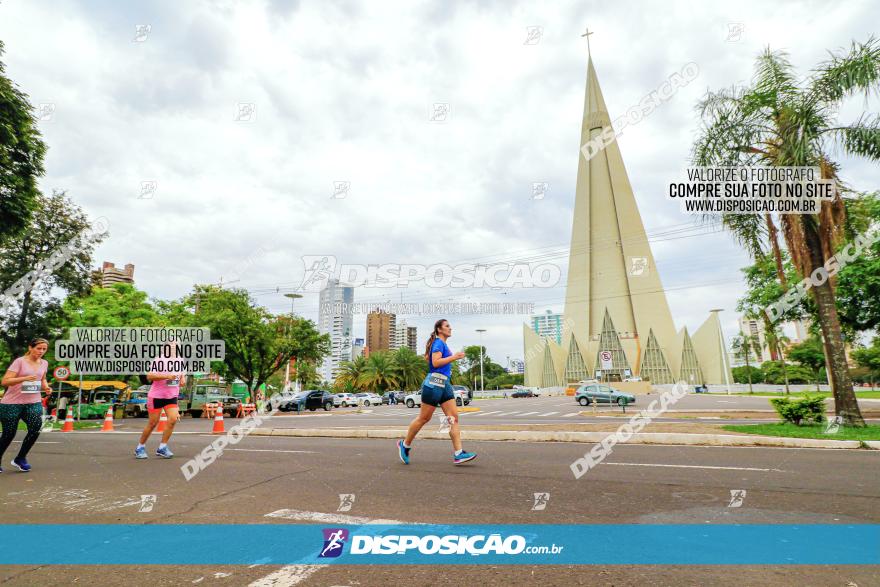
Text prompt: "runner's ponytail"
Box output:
[[424, 319, 448, 362]]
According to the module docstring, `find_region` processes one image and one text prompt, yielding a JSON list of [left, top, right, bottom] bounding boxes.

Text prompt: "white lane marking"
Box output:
[[561, 413, 578, 418], [499, 412, 521, 416], [254, 511, 415, 587], [602, 462, 783, 472], [474, 411, 502, 417], [225, 449, 316, 454], [538, 412, 559, 417], [264, 509, 405, 525], [517, 412, 541, 417], [248, 565, 326, 586]]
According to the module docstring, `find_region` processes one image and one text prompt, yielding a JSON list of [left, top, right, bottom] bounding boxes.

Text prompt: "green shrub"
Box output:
[[769, 395, 826, 426]]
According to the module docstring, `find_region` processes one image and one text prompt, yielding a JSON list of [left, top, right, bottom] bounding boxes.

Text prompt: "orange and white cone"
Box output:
[[61, 411, 74, 432], [101, 407, 114, 432], [212, 404, 225, 434], [156, 411, 168, 433]]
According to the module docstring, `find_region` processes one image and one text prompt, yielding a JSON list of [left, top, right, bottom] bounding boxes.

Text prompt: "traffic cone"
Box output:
[[156, 411, 168, 433], [101, 407, 114, 432], [212, 403, 225, 434], [61, 411, 74, 432]]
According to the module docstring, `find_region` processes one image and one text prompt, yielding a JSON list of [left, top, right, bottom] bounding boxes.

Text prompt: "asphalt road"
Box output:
[[116, 394, 879, 432], [0, 431, 877, 586]]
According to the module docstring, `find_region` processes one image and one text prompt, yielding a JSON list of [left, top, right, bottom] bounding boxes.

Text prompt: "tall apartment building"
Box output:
[[738, 317, 773, 364], [530, 309, 563, 345], [97, 262, 135, 287], [366, 310, 396, 353], [391, 319, 418, 353], [318, 279, 354, 383], [352, 338, 365, 360], [406, 325, 418, 354]]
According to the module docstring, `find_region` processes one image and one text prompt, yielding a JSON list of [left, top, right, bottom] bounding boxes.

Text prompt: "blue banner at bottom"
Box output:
[[0, 524, 876, 565]]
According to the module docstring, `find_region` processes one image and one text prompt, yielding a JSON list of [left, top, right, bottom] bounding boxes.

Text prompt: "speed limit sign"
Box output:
[[53, 366, 70, 380]]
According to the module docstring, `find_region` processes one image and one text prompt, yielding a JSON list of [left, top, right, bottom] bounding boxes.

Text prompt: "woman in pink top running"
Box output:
[[135, 343, 185, 459], [0, 338, 51, 472]]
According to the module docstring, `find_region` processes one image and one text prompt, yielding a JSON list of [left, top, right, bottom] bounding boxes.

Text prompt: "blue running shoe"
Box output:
[[453, 450, 476, 465], [135, 446, 148, 459], [397, 440, 410, 465], [156, 446, 174, 459], [11, 457, 31, 472]]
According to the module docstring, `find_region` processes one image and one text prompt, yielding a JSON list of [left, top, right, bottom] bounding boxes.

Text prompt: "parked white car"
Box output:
[[355, 392, 383, 407], [333, 393, 358, 407], [404, 388, 470, 408]]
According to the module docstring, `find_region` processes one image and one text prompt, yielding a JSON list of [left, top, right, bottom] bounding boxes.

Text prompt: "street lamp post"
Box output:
[[476, 329, 487, 394], [710, 309, 733, 395], [283, 293, 303, 392]]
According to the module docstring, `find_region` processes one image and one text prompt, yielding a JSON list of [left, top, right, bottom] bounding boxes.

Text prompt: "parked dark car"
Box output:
[[393, 391, 408, 404], [511, 389, 537, 398], [217, 395, 243, 417], [279, 390, 334, 412]]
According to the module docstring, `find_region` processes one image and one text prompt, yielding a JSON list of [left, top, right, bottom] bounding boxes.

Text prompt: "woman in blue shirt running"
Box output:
[[397, 319, 477, 465]]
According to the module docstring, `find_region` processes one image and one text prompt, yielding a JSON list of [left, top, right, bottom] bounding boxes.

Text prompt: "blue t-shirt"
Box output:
[[428, 338, 452, 377]]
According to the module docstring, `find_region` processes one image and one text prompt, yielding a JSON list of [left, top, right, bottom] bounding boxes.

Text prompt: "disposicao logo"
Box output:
[[319, 528, 349, 558]]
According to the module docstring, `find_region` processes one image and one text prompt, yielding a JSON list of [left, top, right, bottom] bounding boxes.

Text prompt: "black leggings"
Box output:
[[0, 403, 43, 461]]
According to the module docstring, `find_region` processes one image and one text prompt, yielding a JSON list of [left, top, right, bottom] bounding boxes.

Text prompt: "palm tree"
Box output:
[[335, 356, 367, 391], [692, 38, 880, 426], [392, 347, 428, 390], [732, 332, 761, 393], [359, 352, 400, 392], [764, 326, 792, 395]]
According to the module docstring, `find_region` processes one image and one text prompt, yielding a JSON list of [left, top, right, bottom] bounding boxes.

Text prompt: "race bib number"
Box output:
[[167, 378, 180, 387], [427, 372, 448, 388], [21, 380, 41, 393]]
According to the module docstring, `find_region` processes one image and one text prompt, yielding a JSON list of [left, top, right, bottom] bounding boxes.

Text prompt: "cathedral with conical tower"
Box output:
[[523, 53, 731, 387]]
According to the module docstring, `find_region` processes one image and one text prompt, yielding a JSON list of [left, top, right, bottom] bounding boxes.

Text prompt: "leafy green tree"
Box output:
[[836, 193, 880, 332], [852, 337, 880, 388], [293, 359, 321, 389], [0, 41, 47, 244], [358, 351, 399, 392], [391, 347, 427, 390], [761, 361, 814, 385], [0, 191, 105, 355], [62, 284, 161, 328], [693, 38, 880, 426], [189, 286, 329, 394], [731, 333, 763, 392], [732, 365, 763, 384], [788, 335, 829, 390], [335, 356, 367, 392]]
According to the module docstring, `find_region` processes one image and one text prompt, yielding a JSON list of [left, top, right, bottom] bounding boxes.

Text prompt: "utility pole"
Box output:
[[476, 329, 487, 394]]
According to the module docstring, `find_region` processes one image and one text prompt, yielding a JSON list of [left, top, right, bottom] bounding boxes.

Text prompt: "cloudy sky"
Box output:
[[1, 0, 878, 365]]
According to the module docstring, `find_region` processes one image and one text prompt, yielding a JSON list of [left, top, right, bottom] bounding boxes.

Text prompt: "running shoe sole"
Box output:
[[397, 440, 409, 465], [453, 454, 477, 465], [10, 460, 30, 472]]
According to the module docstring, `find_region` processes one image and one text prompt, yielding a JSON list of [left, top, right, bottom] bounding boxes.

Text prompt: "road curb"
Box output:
[[249, 428, 866, 449]]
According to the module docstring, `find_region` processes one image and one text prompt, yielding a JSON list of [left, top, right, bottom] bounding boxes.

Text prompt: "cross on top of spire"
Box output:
[[581, 27, 593, 56]]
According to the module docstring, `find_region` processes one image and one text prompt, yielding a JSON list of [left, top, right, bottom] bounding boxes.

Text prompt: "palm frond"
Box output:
[[809, 36, 880, 103]]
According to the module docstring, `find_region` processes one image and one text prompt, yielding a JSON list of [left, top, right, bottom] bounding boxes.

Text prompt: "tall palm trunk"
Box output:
[[800, 221, 865, 426], [765, 214, 788, 288]]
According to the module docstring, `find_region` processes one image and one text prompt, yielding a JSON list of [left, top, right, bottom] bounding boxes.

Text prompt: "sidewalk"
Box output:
[[249, 426, 876, 450]]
